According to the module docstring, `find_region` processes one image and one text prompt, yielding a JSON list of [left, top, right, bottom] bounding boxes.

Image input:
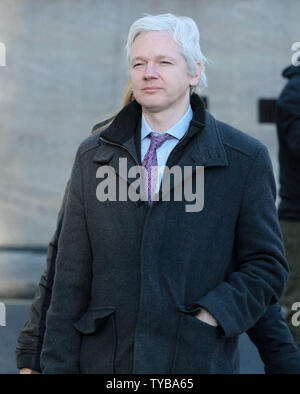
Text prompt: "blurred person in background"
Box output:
[[277, 59, 300, 350], [15, 13, 298, 374]]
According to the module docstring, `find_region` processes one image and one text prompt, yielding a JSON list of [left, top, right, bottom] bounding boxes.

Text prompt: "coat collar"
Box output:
[[94, 93, 228, 168]]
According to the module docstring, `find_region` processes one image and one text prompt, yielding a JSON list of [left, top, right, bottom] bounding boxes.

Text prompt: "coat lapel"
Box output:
[[92, 94, 228, 202]]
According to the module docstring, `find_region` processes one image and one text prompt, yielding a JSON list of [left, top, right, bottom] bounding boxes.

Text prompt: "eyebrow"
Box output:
[[131, 55, 176, 63]]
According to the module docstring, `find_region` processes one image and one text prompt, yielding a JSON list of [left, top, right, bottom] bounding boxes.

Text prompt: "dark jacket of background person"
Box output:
[[276, 63, 300, 220], [17, 94, 290, 374]]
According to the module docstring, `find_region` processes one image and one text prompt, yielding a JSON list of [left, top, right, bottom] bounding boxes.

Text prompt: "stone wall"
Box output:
[[0, 0, 299, 246]]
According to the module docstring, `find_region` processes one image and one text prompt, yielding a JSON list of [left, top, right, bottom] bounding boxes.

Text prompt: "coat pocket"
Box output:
[[73, 306, 116, 373], [170, 305, 234, 374]]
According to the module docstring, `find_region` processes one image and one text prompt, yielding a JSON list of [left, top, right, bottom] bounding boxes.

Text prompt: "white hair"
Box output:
[[125, 13, 209, 94]]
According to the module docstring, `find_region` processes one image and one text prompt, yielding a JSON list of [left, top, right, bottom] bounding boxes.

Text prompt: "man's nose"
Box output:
[[143, 62, 158, 79]]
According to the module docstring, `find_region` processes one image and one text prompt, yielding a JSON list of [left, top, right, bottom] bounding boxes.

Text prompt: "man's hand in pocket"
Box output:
[[195, 308, 219, 327]]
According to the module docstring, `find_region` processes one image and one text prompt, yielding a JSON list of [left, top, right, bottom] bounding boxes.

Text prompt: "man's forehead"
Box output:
[[130, 32, 181, 59]]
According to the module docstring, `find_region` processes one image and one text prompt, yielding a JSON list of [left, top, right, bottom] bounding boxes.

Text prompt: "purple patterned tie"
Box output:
[[142, 132, 174, 205]]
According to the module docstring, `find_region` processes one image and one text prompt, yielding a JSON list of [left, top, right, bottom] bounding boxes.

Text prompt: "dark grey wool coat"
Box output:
[[40, 93, 288, 374]]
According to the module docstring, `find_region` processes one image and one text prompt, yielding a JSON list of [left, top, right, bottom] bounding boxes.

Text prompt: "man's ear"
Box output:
[[189, 61, 202, 87]]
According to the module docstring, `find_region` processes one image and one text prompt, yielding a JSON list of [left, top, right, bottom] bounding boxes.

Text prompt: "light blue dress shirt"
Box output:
[[141, 104, 193, 193]]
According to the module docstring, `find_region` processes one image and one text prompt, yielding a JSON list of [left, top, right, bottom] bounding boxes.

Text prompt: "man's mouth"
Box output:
[[143, 87, 162, 91]]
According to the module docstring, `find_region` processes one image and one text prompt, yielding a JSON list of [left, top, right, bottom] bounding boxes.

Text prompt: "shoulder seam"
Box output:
[[78, 141, 100, 160], [239, 145, 266, 207], [222, 141, 257, 159]]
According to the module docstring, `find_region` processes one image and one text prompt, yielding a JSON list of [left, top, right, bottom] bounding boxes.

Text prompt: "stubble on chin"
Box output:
[[138, 92, 170, 114]]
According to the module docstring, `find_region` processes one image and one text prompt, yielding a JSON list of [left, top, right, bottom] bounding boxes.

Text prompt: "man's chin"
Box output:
[[137, 95, 168, 113]]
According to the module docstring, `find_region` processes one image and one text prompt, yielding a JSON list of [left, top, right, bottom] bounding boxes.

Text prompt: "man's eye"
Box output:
[[160, 61, 171, 64], [133, 63, 142, 67]]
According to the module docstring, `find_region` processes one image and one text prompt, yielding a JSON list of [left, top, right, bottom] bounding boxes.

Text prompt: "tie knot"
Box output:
[[148, 132, 174, 150]]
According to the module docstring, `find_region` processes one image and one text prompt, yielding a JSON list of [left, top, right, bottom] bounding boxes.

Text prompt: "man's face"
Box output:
[[129, 31, 200, 113]]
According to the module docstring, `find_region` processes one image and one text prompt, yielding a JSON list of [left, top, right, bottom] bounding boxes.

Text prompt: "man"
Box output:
[[16, 104, 300, 375], [277, 60, 300, 350], [39, 13, 289, 373]]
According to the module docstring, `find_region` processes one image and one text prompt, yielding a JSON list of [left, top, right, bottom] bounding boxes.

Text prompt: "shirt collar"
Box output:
[[95, 93, 228, 168], [141, 104, 193, 141]]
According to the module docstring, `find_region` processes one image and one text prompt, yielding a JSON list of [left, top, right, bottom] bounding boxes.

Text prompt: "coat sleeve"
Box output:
[[277, 76, 300, 158], [194, 145, 289, 338], [15, 180, 70, 372], [247, 303, 300, 374], [40, 148, 92, 373]]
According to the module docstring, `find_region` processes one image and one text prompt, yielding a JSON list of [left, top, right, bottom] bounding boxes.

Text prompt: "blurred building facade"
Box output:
[[0, 0, 299, 247]]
